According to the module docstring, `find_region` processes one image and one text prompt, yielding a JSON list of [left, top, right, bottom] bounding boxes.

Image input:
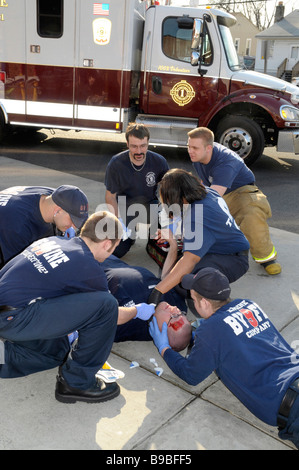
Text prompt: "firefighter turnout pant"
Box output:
[[223, 185, 277, 264]]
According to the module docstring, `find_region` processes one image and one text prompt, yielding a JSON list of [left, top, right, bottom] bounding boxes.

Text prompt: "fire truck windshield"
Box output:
[[218, 23, 242, 71]]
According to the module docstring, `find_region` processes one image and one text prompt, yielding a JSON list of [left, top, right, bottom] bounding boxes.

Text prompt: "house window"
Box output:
[[291, 46, 299, 59], [268, 41, 274, 58], [234, 38, 240, 53], [37, 0, 63, 38], [245, 38, 251, 56], [261, 40, 274, 59]]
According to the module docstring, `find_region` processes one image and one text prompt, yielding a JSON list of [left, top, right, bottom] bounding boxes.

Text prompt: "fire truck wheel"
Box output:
[[215, 116, 264, 167]]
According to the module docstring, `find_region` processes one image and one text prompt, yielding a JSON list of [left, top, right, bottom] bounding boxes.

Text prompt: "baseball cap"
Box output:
[[181, 267, 231, 300], [52, 185, 89, 229]]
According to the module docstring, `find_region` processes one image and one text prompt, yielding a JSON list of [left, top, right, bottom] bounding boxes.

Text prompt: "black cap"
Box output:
[[182, 268, 231, 300], [52, 185, 89, 229]]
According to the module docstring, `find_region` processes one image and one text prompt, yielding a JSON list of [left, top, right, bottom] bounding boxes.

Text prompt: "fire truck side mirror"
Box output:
[[191, 18, 202, 50], [191, 51, 199, 66]]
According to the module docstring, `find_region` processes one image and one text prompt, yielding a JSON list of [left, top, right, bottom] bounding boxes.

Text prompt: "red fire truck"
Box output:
[[1, 0, 299, 165]]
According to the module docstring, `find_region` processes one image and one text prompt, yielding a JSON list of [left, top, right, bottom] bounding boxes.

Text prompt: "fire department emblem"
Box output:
[[93, 18, 112, 45], [170, 80, 195, 106], [146, 172, 156, 187]]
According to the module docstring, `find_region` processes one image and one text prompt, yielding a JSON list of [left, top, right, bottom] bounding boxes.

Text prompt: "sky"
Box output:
[[169, 0, 297, 18]]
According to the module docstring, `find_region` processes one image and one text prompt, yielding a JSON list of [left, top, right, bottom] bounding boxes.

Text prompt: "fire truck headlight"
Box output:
[[280, 105, 299, 121]]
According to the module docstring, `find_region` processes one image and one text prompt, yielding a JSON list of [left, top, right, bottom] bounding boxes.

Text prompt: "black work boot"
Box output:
[[55, 373, 120, 404]]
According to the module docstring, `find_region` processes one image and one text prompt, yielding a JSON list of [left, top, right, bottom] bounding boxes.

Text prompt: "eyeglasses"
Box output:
[[146, 310, 187, 326], [167, 311, 187, 326], [128, 143, 148, 151]]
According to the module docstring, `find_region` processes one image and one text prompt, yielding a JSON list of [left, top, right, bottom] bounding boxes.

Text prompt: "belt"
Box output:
[[277, 378, 299, 429], [236, 250, 249, 257]]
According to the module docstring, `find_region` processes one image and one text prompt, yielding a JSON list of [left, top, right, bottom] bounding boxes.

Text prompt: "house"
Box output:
[[255, 3, 299, 81], [229, 12, 260, 61]]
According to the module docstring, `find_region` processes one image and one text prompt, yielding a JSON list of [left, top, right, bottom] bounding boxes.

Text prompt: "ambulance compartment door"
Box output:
[[74, 0, 128, 132], [25, 0, 76, 126]]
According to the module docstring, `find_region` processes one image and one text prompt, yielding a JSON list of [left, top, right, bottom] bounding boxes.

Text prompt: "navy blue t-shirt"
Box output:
[[164, 298, 299, 426], [183, 189, 250, 258], [0, 236, 108, 308], [102, 255, 186, 311], [105, 150, 169, 206], [0, 186, 56, 263], [193, 143, 255, 194]]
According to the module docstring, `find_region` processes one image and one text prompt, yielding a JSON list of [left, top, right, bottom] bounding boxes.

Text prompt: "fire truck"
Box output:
[[1, 0, 299, 165]]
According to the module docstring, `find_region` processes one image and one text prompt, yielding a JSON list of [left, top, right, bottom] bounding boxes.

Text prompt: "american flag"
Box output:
[[93, 3, 110, 15]]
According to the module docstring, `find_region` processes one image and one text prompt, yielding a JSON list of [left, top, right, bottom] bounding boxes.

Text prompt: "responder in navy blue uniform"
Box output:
[[187, 127, 281, 275], [0, 184, 89, 267], [148, 168, 250, 307], [105, 123, 169, 258], [150, 267, 299, 449], [0, 211, 155, 404]]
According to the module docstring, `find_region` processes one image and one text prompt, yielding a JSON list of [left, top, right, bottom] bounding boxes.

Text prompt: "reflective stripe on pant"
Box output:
[[224, 185, 277, 263]]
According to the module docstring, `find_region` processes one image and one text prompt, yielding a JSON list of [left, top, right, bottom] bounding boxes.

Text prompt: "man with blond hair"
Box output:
[[187, 127, 281, 275]]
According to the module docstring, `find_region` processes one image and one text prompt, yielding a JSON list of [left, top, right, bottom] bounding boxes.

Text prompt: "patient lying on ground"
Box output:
[[115, 301, 192, 353]]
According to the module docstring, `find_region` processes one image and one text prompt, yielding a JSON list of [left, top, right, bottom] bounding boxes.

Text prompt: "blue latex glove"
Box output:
[[119, 217, 131, 241], [64, 227, 76, 239], [168, 215, 182, 236], [134, 303, 155, 321], [149, 317, 170, 355]]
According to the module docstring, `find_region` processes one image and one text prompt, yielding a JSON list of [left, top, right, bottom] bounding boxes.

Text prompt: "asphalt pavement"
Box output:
[[0, 155, 298, 452]]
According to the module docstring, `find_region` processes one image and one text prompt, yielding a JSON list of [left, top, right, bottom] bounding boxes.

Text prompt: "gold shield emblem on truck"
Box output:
[[170, 80, 195, 106]]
